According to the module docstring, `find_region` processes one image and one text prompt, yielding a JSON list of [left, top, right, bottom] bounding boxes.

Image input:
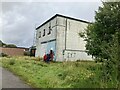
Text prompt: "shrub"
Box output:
[[9, 59, 15, 65], [24, 51, 30, 56], [74, 62, 79, 67], [0, 53, 8, 57]]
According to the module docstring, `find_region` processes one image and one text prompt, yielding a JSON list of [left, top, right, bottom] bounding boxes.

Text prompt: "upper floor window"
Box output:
[[43, 29, 45, 37], [48, 26, 52, 35], [48, 22, 52, 35], [39, 31, 41, 38]]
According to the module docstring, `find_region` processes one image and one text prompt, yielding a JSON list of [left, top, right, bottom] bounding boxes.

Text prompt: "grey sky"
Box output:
[[1, 1, 102, 48]]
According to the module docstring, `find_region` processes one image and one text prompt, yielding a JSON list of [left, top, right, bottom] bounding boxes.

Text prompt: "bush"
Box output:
[[9, 59, 15, 65], [6, 44, 17, 48], [74, 62, 79, 67], [0, 53, 8, 57], [24, 51, 30, 56]]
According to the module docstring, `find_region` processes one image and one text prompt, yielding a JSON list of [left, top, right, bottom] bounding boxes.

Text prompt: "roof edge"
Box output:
[[0, 46, 29, 49], [36, 14, 91, 30]]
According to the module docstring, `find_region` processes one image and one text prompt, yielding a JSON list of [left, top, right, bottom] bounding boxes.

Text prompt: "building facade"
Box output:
[[35, 14, 92, 61]]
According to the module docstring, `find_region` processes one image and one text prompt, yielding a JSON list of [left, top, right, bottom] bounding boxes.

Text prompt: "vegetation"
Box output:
[[29, 46, 36, 56], [0, 40, 17, 48], [1, 1, 119, 89], [0, 53, 8, 57], [24, 51, 30, 56], [0, 56, 118, 88], [79, 2, 120, 88], [0, 40, 6, 47], [5, 44, 17, 48]]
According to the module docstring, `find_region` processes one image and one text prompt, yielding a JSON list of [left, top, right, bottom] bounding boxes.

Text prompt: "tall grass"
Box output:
[[0, 56, 118, 88]]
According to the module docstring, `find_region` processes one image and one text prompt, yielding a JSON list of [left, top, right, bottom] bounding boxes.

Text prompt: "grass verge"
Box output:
[[0, 56, 118, 88]]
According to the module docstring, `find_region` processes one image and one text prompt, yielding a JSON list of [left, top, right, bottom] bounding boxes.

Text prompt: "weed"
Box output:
[[1, 56, 118, 88], [0, 53, 8, 57], [9, 59, 15, 65]]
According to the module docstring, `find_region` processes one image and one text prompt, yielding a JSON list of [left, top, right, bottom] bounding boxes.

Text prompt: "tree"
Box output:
[[0, 40, 17, 48], [0, 40, 6, 47], [80, 2, 120, 87], [100, 32, 119, 87], [5, 44, 17, 48], [85, 2, 120, 60]]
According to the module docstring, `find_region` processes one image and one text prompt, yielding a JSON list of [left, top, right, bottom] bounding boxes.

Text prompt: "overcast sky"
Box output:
[[1, 0, 102, 48]]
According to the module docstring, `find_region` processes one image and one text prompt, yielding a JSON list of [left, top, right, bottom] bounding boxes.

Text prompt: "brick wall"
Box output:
[[0, 47, 27, 56]]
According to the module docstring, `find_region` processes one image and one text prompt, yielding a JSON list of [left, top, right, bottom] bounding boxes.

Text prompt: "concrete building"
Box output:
[[35, 14, 92, 61]]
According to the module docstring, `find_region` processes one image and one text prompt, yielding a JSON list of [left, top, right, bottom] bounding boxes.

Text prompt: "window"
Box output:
[[43, 29, 45, 37], [39, 31, 41, 38], [48, 26, 52, 35], [48, 22, 52, 35]]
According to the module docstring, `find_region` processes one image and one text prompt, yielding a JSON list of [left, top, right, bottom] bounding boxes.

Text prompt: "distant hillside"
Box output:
[[0, 40, 17, 48]]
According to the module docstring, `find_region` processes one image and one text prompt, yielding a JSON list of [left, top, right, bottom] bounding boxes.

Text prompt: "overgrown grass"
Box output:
[[0, 56, 118, 88]]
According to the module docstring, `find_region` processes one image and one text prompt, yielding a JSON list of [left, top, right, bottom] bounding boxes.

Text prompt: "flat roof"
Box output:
[[36, 14, 91, 30], [0, 47, 29, 49]]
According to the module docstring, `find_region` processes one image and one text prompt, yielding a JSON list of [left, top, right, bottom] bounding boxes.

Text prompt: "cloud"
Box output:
[[1, 1, 102, 47]]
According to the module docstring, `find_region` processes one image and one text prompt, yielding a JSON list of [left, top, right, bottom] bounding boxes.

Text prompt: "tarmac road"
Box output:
[[0, 67, 31, 88]]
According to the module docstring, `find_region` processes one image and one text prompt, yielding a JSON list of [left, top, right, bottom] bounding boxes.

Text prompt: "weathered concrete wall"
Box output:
[[66, 19, 87, 50], [56, 16, 92, 61], [56, 16, 66, 61], [63, 50, 92, 61], [35, 15, 92, 61], [35, 17, 57, 59]]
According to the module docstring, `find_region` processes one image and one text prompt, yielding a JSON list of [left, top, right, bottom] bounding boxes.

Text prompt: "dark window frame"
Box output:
[[43, 29, 45, 37], [47, 22, 52, 35], [39, 31, 41, 38]]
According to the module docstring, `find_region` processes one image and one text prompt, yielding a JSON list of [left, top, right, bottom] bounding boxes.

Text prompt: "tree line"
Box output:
[[0, 40, 17, 48]]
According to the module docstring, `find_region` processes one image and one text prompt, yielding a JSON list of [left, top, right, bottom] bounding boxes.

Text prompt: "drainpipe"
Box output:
[[63, 18, 67, 61], [65, 18, 67, 50], [55, 17, 57, 61]]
